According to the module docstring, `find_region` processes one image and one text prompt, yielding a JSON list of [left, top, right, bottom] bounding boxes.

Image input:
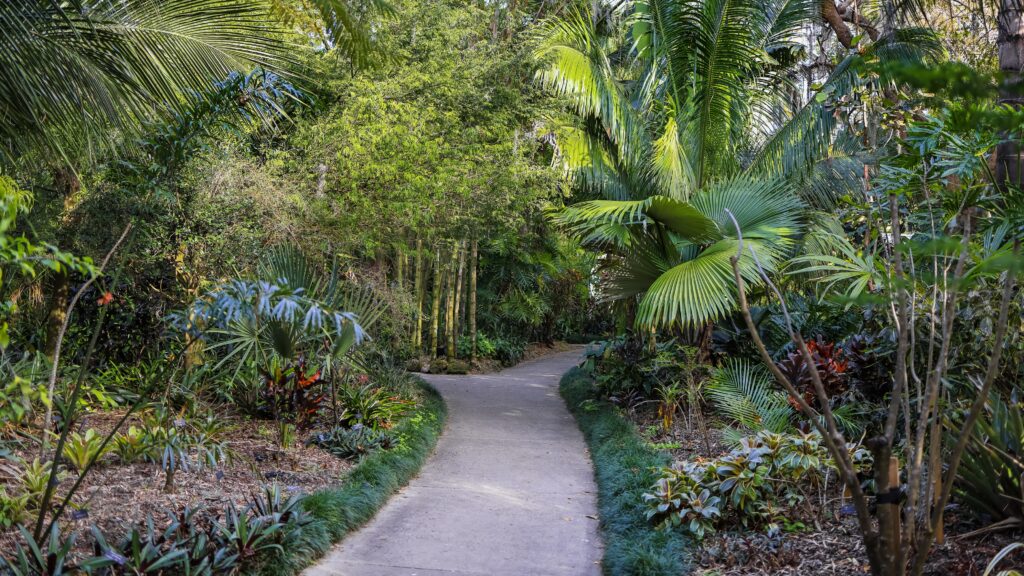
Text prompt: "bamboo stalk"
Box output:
[[413, 238, 424, 351], [429, 247, 441, 359], [445, 243, 457, 363], [454, 239, 466, 343], [469, 239, 478, 364]]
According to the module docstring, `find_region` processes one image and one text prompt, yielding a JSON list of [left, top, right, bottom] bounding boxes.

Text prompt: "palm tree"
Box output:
[[0, 0, 388, 166], [536, 0, 938, 332]]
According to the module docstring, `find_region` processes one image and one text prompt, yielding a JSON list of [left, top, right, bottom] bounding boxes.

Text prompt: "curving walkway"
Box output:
[[304, 351, 602, 576]]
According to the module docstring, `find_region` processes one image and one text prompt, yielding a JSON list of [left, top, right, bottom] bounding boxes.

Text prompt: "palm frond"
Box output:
[[707, 358, 794, 434], [0, 0, 294, 163], [534, 7, 643, 163]]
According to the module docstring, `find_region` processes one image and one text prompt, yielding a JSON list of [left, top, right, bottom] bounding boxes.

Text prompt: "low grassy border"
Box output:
[[560, 367, 691, 576], [256, 377, 447, 575]]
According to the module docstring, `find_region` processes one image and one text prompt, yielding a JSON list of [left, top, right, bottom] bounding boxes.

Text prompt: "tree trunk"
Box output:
[[469, 239, 479, 364], [396, 244, 405, 291], [43, 167, 80, 359], [43, 273, 69, 359], [997, 0, 1024, 190], [413, 239, 424, 352], [429, 247, 442, 359]]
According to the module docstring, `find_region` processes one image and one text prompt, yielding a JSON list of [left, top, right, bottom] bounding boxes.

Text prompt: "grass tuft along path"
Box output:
[[304, 351, 602, 576]]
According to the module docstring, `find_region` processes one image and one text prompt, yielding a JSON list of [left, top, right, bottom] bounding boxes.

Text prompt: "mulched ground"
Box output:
[[623, 402, 1024, 575], [0, 410, 351, 560]]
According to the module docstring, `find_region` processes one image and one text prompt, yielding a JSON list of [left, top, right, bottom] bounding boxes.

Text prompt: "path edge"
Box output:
[[559, 367, 692, 576], [254, 376, 448, 575]]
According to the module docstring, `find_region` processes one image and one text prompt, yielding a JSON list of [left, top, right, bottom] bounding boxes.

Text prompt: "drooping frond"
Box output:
[[0, 0, 293, 163], [671, 0, 762, 184], [534, 8, 641, 162], [554, 126, 633, 200], [269, 0, 393, 67], [650, 112, 696, 200]]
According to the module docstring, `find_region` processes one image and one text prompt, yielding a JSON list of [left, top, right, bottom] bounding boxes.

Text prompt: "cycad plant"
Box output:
[[537, 0, 938, 333]]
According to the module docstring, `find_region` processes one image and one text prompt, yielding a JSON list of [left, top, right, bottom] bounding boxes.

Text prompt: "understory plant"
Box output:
[[953, 388, 1024, 527], [644, 430, 871, 539]]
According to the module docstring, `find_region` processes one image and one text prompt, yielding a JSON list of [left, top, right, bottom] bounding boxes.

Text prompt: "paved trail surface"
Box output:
[[304, 351, 602, 576]]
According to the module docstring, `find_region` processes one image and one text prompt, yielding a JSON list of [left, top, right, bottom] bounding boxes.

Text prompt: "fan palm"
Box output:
[[536, 0, 939, 330]]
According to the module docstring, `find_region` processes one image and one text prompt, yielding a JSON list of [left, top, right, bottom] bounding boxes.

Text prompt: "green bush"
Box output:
[[955, 388, 1024, 523], [457, 333, 497, 359], [643, 431, 871, 538], [309, 426, 394, 459], [492, 336, 526, 366], [560, 368, 691, 575]]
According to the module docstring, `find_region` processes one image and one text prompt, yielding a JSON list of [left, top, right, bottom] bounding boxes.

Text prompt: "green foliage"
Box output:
[[84, 486, 313, 575], [0, 1, 295, 163], [20, 458, 59, 509], [706, 359, 793, 440], [309, 426, 394, 459], [1, 523, 79, 575], [60, 429, 110, 471], [0, 486, 31, 529], [560, 368, 691, 575], [336, 382, 411, 430], [457, 333, 496, 359], [491, 337, 527, 367], [113, 426, 149, 464], [955, 389, 1024, 524], [251, 377, 446, 575], [643, 430, 871, 538], [0, 177, 94, 349]]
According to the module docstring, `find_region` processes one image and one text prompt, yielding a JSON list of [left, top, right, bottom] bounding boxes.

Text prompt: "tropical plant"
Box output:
[[310, 425, 394, 458], [113, 426, 149, 464], [61, 429, 111, 471], [538, 0, 938, 336], [706, 359, 794, 440], [644, 430, 847, 538], [0, 486, 31, 529], [0, 0, 296, 164], [20, 458, 59, 508], [336, 382, 411, 430], [954, 388, 1024, 526], [1, 523, 80, 575]]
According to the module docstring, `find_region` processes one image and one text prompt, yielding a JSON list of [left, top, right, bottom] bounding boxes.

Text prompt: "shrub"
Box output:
[[337, 382, 411, 430], [309, 426, 394, 459], [643, 430, 872, 539], [492, 336, 526, 366], [955, 388, 1024, 523], [447, 359, 470, 374], [457, 333, 497, 359]]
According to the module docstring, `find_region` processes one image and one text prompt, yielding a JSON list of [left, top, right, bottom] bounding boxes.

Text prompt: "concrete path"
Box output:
[[304, 351, 602, 576]]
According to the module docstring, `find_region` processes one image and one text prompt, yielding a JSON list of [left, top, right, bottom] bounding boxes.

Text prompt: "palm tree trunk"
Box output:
[[429, 247, 442, 359], [469, 239, 479, 364], [413, 238, 424, 352], [997, 0, 1024, 190], [43, 167, 80, 359]]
